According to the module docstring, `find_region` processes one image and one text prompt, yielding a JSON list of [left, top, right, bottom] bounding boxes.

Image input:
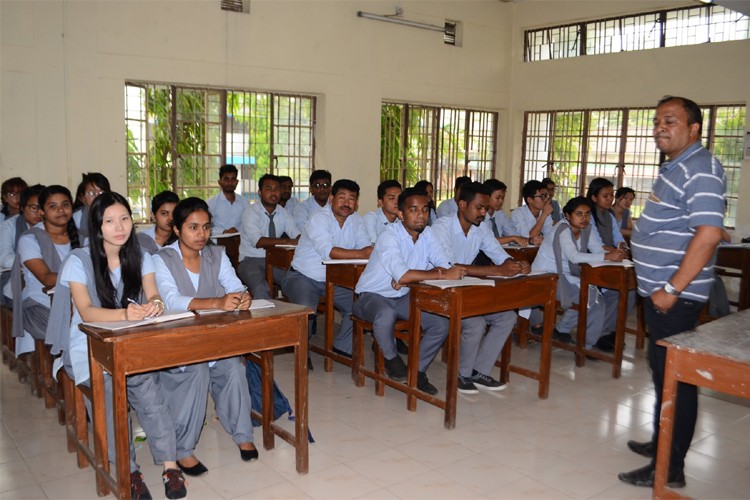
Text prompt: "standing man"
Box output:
[[363, 179, 402, 244], [436, 175, 471, 219], [432, 182, 529, 394], [293, 170, 332, 231], [283, 179, 372, 357], [278, 175, 299, 215], [237, 174, 300, 299], [619, 96, 726, 489], [510, 180, 553, 245], [207, 164, 249, 234]]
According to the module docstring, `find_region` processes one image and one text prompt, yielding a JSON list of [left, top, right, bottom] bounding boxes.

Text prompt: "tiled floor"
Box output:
[[2, 330, 749, 499]]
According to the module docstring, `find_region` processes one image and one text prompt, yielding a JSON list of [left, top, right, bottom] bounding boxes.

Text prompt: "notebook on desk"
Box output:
[[82, 310, 195, 331]]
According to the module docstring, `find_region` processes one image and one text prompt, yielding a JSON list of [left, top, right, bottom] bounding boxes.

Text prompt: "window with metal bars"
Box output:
[[125, 82, 315, 220], [524, 4, 748, 62], [521, 104, 745, 227], [380, 102, 497, 204]]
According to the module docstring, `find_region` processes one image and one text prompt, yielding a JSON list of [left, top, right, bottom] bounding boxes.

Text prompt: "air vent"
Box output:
[[221, 0, 249, 14], [444, 20, 463, 46]]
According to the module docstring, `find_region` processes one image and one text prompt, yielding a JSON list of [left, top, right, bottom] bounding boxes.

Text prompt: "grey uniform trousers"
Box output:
[[460, 311, 516, 378], [237, 256, 286, 300]]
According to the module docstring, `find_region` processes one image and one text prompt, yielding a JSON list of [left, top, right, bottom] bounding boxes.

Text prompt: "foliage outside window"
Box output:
[[521, 105, 745, 227], [380, 102, 497, 203], [524, 4, 749, 62], [125, 83, 315, 220]]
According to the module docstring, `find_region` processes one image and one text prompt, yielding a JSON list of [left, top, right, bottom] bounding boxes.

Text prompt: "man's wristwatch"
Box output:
[[663, 281, 681, 296]]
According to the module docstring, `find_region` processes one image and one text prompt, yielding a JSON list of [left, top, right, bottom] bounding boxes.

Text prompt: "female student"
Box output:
[[72, 172, 111, 239], [137, 190, 179, 254], [12, 185, 80, 343], [532, 197, 625, 348], [586, 177, 627, 252], [414, 180, 437, 225], [154, 197, 258, 476], [612, 186, 635, 238], [50, 192, 191, 499], [1, 177, 28, 222]]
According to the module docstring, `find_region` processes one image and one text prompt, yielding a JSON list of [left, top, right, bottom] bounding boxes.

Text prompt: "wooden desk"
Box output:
[[715, 244, 750, 311], [213, 233, 241, 270], [312, 261, 367, 372], [265, 245, 296, 296], [577, 263, 644, 377], [407, 273, 558, 429], [654, 308, 750, 499], [81, 301, 311, 500], [502, 245, 539, 264]]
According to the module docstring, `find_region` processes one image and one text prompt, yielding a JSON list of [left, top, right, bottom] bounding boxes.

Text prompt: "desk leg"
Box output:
[[295, 316, 309, 474], [444, 303, 461, 430], [261, 351, 275, 450], [611, 283, 628, 379], [576, 283, 588, 367], [407, 296, 422, 412], [89, 351, 110, 497], [654, 348, 679, 499], [113, 367, 130, 500], [265, 263, 273, 299], [538, 298, 555, 399], [324, 283, 334, 372]]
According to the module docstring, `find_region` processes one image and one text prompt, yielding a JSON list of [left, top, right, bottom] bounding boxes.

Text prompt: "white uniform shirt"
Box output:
[[207, 192, 250, 233], [239, 203, 300, 259]]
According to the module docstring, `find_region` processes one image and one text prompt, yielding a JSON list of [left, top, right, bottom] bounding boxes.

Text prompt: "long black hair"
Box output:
[[38, 185, 80, 250], [88, 192, 143, 309], [585, 177, 615, 228], [73, 172, 111, 210], [1, 177, 28, 216]]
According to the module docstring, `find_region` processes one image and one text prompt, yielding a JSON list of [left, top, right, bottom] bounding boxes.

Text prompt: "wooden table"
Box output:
[[312, 260, 367, 372], [81, 301, 311, 500], [502, 245, 539, 264], [576, 263, 644, 377], [715, 244, 750, 311], [407, 273, 558, 429], [265, 245, 296, 297], [213, 233, 241, 270], [654, 308, 750, 499]]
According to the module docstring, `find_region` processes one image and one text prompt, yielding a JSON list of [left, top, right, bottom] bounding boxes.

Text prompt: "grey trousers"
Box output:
[[237, 257, 286, 300], [282, 269, 354, 354], [160, 364, 210, 461], [209, 357, 255, 445], [601, 288, 635, 334], [80, 370, 177, 472], [460, 311, 516, 378], [23, 301, 49, 340], [352, 292, 449, 373], [556, 280, 606, 348]]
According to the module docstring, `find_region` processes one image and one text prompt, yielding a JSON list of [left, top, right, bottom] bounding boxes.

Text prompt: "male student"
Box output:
[[353, 187, 463, 395], [482, 179, 529, 246], [541, 177, 563, 223], [510, 179, 554, 245], [206, 164, 249, 234], [435, 175, 471, 219], [293, 170, 332, 231], [283, 179, 371, 357], [363, 179, 402, 244], [237, 174, 300, 299], [278, 175, 299, 215], [432, 182, 529, 394]]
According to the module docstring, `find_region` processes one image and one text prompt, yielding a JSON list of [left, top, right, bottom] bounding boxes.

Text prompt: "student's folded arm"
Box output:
[[23, 258, 58, 288]]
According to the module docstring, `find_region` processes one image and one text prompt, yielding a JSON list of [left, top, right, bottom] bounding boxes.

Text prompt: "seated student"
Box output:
[[237, 174, 300, 299], [0, 184, 44, 304], [510, 180, 554, 245], [531, 197, 625, 347], [363, 179, 402, 244], [283, 179, 372, 357], [278, 175, 299, 215], [432, 182, 529, 393], [612, 186, 635, 239], [12, 185, 80, 344], [154, 197, 259, 475], [436, 175, 471, 219], [482, 179, 528, 246], [50, 192, 188, 500], [353, 187, 462, 395], [137, 190, 179, 254], [1, 177, 28, 223], [206, 164, 249, 234], [293, 169, 332, 231], [413, 180, 437, 225], [72, 172, 110, 240], [541, 177, 563, 223]]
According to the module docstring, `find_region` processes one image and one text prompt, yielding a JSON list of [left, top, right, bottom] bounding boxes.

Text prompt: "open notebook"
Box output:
[[420, 277, 496, 289], [82, 310, 195, 331]]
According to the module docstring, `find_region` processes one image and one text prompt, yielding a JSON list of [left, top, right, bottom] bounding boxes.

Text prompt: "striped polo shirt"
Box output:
[[631, 141, 725, 301]]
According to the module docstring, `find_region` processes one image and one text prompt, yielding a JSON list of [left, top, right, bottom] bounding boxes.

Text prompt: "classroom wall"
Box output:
[[1, 0, 748, 233]]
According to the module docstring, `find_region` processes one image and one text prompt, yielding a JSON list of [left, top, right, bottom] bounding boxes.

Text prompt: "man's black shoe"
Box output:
[[331, 347, 352, 359], [618, 464, 685, 488], [594, 332, 616, 353], [553, 329, 575, 344], [417, 371, 438, 396], [627, 440, 655, 459], [396, 339, 409, 355], [384, 355, 407, 382]]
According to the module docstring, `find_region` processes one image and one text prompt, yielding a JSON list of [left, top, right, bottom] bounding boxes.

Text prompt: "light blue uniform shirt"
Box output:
[[432, 214, 512, 266], [18, 230, 70, 307], [293, 196, 329, 233], [510, 205, 553, 238], [355, 224, 451, 298], [207, 191, 250, 233], [362, 208, 399, 244], [532, 225, 605, 286], [481, 210, 515, 238], [436, 198, 458, 219], [239, 203, 299, 259]]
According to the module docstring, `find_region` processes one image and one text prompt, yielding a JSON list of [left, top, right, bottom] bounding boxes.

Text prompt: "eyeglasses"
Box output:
[[25, 204, 40, 213], [533, 193, 550, 200], [312, 182, 331, 189], [85, 190, 104, 198], [4, 191, 21, 199]]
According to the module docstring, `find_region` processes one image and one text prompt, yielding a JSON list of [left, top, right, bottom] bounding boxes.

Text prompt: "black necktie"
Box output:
[[266, 212, 276, 238]]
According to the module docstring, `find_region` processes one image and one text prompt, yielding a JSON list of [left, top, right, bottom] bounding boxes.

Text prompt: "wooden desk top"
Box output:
[[658, 308, 750, 364]]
